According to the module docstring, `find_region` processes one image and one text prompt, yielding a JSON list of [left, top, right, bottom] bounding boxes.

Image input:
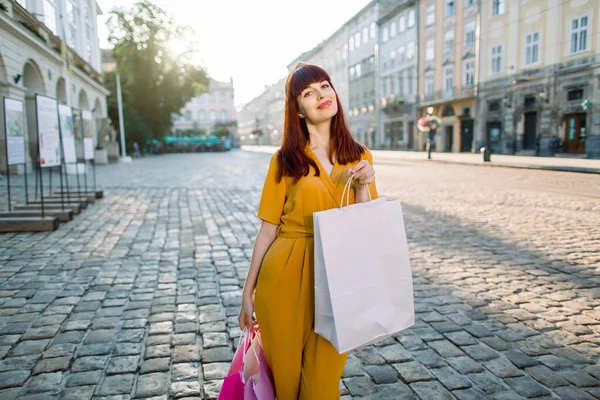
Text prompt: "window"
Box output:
[[220, 110, 227, 122], [389, 77, 395, 95], [444, 67, 454, 91], [389, 51, 396, 69], [570, 16, 589, 54], [398, 72, 404, 95], [355, 32, 361, 48], [185, 110, 191, 121], [407, 42, 415, 60], [492, 0, 505, 16], [407, 72, 414, 94], [349, 37, 355, 52], [444, 30, 454, 53], [465, 21, 476, 47], [343, 44, 348, 59], [426, 5, 435, 26], [398, 46, 405, 63], [355, 63, 362, 77], [199, 110, 205, 120], [426, 39, 435, 61], [220, 91, 227, 103], [382, 78, 388, 97], [399, 15, 406, 32], [370, 22, 376, 39], [84, 5, 92, 61], [446, 0, 455, 17], [210, 93, 216, 103], [491, 45, 502, 74], [209, 110, 216, 121], [362, 27, 369, 43], [465, 0, 475, 5], [349, 66, 355, 79], [390, 22, 397, 38], [488, 101, 501, 112], [43, 0, 57, 34], [425, 74, 434, 95], [408, 10, 415, 27], [383, 27, 389, 42], [66, 0, 78, 48], [567, 89, 584, 101], [464, 61, 474, 86], [525, 32, 540, 65]]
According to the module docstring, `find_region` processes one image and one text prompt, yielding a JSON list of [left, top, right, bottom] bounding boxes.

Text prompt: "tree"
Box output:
[[105, 1, 209, 148]]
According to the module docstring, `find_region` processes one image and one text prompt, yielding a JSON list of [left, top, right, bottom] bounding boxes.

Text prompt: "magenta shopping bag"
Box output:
[[243, 332, 275, 400], [217, 323, 274, 400]]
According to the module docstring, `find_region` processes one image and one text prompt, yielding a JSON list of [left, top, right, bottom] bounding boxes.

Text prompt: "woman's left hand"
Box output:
[[347, 160, 375, 185]]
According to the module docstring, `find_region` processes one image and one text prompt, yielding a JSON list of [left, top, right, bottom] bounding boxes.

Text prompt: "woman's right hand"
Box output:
[[238, 292, 255, 331]]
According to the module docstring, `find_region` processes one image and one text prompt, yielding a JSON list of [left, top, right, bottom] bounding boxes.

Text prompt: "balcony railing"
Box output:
[[7, 0, 102, 83], [421, 85, 477, 103]]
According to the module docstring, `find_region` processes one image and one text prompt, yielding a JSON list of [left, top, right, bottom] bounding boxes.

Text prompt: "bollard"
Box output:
[[480, 147, 491, 162]]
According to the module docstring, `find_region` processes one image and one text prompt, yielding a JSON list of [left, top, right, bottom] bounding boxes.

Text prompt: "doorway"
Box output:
[[564, 113, 586, 153], [523, 112, 537, 150], [460, 119, 473, 152], [408, 121, 415, 149], [444, 126, 454, 152]]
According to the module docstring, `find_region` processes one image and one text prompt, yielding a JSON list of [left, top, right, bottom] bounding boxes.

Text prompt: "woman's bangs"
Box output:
[[288, 64, 331, 98]]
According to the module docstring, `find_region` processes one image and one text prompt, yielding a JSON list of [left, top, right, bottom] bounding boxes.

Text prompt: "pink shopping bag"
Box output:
[[243, 331, 275, 400], [217, 323, 274, 400]]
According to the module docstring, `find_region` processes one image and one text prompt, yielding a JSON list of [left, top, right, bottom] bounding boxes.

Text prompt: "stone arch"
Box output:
[[78, 89, 89, 110], [23, 59, 46, 165], [442, 105, 455, 117], [56, 77, 67, 104]]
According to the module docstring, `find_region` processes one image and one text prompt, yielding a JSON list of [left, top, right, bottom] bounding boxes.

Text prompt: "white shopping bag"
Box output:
[[313, 178, 415, 353]]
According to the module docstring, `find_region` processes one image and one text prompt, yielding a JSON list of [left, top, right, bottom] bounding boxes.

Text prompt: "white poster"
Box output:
[[3, 98, 26, 165], [81, 110, 94, 160], [58, 104, 77, 163], [35, 95, 61, 168]]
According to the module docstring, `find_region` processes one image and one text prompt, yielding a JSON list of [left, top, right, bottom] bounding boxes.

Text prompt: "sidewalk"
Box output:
[[242, 146, 600, 174]]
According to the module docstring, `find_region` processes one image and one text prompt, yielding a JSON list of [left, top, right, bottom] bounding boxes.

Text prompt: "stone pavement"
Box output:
[[0, 150, 599, 399]]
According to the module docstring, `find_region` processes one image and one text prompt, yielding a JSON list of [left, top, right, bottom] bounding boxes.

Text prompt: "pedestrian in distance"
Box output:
[[238, 62, 378, 400]]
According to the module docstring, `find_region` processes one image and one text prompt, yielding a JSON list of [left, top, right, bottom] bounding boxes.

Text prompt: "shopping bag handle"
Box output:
[[340, 173, 372, 208]]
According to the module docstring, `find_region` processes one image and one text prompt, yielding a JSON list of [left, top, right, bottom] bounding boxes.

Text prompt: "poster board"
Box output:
[[35, 95, 61, 168], [81, 110, 94, 160], [58, 104, 77, 163], [3, 98, 26, 165]]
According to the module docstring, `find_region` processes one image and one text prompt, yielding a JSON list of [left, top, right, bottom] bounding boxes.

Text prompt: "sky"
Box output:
[[96, 0, 372, 108]]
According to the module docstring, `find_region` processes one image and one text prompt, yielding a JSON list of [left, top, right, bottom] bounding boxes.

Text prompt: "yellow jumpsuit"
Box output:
[[254, 145, 378, 400]]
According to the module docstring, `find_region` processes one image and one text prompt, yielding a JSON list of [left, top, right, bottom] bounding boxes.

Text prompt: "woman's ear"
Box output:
[[298, 113, 305, 118]]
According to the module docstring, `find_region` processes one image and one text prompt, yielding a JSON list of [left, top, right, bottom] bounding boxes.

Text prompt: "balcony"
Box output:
[[420, 85, 477, 105], [380, 95, 406, 114], [5, 0, 102, 83]]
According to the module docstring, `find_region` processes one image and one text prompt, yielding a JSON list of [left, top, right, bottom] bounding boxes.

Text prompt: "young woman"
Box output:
[[238, 63, 378, 400]]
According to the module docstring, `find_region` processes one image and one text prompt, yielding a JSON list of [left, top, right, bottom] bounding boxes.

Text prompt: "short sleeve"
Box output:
[[364, 148, 379, 200], [257, 152, 286, 225]]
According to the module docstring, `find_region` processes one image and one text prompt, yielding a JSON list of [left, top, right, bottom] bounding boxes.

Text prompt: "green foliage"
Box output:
[[104, 0, 209, 142], [212, 127, 230, 138]]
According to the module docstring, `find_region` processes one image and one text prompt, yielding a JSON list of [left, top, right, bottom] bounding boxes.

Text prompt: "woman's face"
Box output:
[[296, 80, 338, 125]]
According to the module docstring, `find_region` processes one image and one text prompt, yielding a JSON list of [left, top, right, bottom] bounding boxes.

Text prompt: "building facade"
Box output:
[[347, 1, 379, 148], [0, 0, 109, 171], [418, 0, 480, 153], [476, 0, 600, 158], [237, 77, 285, 146], [379, 0, 418, 150], [172, 78, 237, 137]]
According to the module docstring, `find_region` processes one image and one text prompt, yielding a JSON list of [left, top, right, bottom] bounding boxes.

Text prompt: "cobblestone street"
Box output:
[[1, 149, 599, 399]]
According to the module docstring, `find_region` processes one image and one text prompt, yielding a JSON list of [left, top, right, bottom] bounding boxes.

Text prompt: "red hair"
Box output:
[[277, 62, 364, 181]]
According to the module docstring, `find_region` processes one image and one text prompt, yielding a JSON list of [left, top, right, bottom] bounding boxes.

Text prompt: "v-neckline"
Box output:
[[306, 145, 340, 200], [307, 145, 336, 179]]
